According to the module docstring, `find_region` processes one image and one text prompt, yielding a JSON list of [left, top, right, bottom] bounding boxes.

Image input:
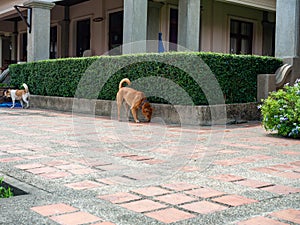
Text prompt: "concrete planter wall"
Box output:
[[30, 95, 261, 125]]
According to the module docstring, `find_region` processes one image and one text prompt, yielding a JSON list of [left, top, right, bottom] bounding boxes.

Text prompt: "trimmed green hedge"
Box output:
[[9, 52, 282, 105]]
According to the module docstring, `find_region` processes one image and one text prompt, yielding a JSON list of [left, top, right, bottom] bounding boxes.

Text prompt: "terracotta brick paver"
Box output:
[[185, 187, 226, 198], [270, 209, 300, 224], [15, 163, 44, 170], [131, 186, 171, 196], [181, 201, 228, 214], [260, 185, 300, 195], [154, 193, 197, 205], [120, 199, 167, 213], [50, 211, 102, 225], [65, 180, 104, 190], [213, 195, 258, 207], [145, 208, 196, 223], [161, 182, 199, 191], [91, 222, 116, 225], [31, 203, 78, 216], [98, 192, 141, 204], [234, 179, 273, 189], [1, 109, 299, 225], [210, 174, 245, 182], [27, 166, 59, 174], [238, 216, 289, 225]]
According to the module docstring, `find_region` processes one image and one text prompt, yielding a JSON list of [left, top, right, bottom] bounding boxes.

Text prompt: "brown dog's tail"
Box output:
[[119, 78, 131, 89]]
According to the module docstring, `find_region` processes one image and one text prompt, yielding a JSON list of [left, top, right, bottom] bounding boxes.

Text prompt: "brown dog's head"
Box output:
[[141, 102, 153, 122]]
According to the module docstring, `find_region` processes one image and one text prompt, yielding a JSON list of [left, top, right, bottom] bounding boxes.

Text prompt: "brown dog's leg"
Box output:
[[116, 93, 122, 121], [124, 103, 130, 120], [131, 107, 139, 123]]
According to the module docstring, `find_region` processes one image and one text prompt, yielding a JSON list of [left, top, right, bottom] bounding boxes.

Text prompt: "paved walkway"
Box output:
[[0, 108, 299, 225]]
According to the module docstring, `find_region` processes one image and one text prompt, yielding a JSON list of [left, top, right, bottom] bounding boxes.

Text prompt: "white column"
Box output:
[[178, 0, 201, 51], [24, 0, 55, 62], [275, 0, 300, 58], [275, 0, 300, 83], [123, 0, 148, 54]]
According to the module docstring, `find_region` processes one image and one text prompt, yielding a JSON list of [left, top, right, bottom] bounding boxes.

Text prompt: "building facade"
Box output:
[[0, 0, 298, 79]]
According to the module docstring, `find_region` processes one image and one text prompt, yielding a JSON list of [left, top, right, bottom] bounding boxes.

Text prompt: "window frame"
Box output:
[[229, 19, 253, 55]]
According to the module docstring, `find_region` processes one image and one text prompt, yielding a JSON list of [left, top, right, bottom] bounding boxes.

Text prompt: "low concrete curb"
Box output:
[[30, 95, 261, 125]]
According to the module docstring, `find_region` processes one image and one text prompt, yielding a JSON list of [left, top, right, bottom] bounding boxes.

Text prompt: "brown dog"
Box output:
[[116, 78, 153, 123]]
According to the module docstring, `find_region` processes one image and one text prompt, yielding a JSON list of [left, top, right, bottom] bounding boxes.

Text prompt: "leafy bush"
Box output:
[[260, 79, 300, 138], [9, 52, 282, 105], [0, 178, 13, 198]]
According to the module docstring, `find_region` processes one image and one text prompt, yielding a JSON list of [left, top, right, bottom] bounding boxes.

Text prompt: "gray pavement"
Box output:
[[0, 108, 299, 225]]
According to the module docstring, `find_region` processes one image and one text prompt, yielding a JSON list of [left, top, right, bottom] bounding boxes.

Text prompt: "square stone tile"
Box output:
[[65, 181, 103, 190], [180, 166, 199, 172], [132, 186, 171, 196], [260, 185, 300, 195], [277, 171, 300, 179], [96, 176, 133, 185], [270, 209, 300, 224], [31, 203, 78, 216], [27, 166, 58, 175], [98, 192, 141, 204], [120, 199, 167, 213], [238, 216, 289, 225], [143, 159, 165, 164], [50, 211, 102, 225], [43, 160, 70, 167], [55, 164, 86, 170], [210, 174, 245, 182], [181, 201, 228, 214], [161, 182, 199, 191], [155, 193, 197, 205], [69, 168, 97, 175], [15, 163, 44, 170], [252, 167, 281, 174], [97, 164, 128, 171], [213, 195, 258, 207], [0, 157, 23, 163], [185, 187, 226, 198], [145, 208, 196, 223], [91, 222, 116, 225], [126, 155, 153, 161], [39, 171, 71, 179], [234, 179, 273, 189], [123, 172, 159, 180]]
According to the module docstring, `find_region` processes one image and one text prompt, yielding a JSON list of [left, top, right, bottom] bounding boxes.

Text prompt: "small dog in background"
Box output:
[[116, 78, 153, 123], [4, 83, 30, 108]]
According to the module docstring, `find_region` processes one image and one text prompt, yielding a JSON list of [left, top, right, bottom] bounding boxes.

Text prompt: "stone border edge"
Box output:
[[30, 95, 261, 126]]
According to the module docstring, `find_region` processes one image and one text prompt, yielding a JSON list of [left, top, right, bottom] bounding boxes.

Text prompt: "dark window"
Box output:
[[50, 26, 57, 59], [230, 20, 253, 54], [76, 18, 90, 57], [21, 33, 27, 61], [109, 11, 123, 55], [169, 8, 178, 51]]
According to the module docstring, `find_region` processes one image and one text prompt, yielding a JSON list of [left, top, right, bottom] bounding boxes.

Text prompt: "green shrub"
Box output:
[[260, 80, 300, 138], [9, 52, 282, 105], [0, 178, 13, 198]]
